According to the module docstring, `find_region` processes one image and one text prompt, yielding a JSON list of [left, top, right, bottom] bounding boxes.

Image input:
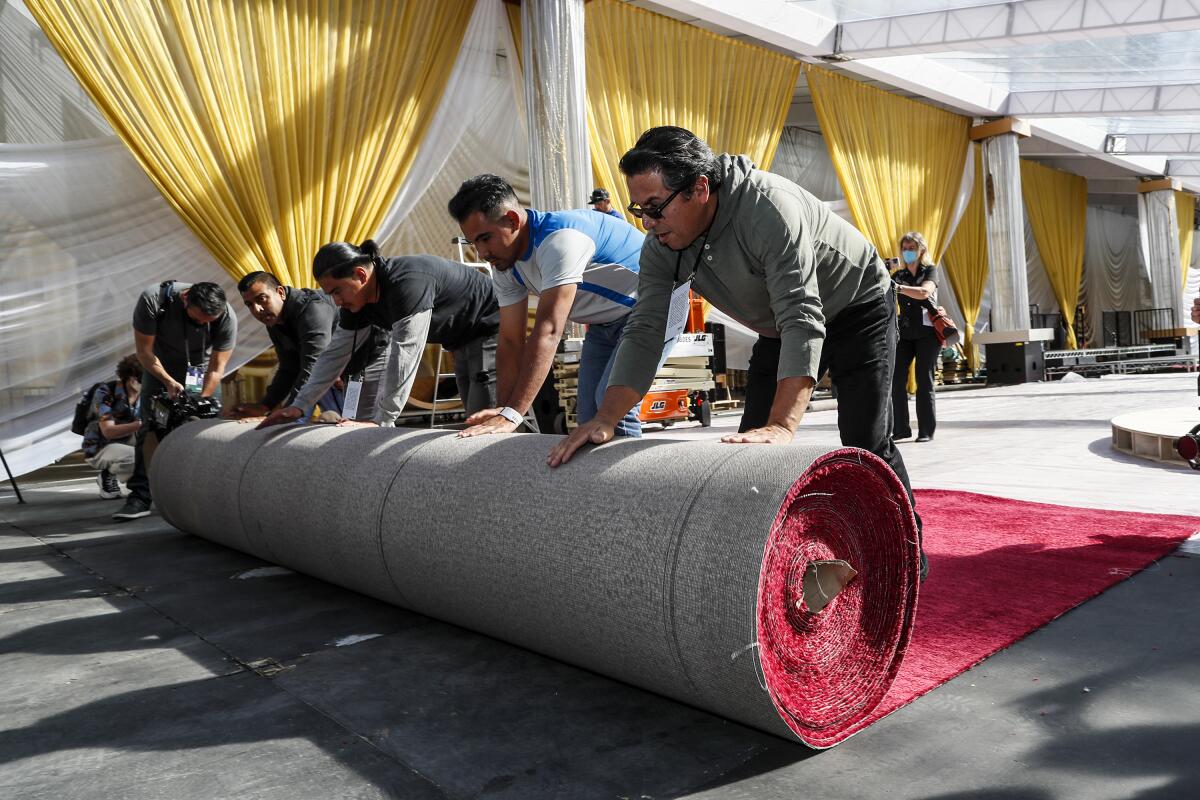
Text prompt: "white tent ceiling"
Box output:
[[631, 0, 1200, 213]]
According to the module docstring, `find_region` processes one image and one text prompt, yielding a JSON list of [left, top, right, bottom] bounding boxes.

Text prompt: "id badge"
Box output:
[[185, 365, 204, 392], [342, 377, 364, 420], [665, 280, 693, 342]]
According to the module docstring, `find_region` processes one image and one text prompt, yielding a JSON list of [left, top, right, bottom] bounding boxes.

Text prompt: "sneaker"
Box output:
[[97, 469, 121, 499], [112, 497, 152, 521]]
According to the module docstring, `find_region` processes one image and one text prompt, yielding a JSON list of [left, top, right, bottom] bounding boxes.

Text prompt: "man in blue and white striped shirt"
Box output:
[[449, 174, 681, 438]]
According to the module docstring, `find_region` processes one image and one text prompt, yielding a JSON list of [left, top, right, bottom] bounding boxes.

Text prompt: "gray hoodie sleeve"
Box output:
[[372, 310, 433, 426], [290, 325, 356, 416]]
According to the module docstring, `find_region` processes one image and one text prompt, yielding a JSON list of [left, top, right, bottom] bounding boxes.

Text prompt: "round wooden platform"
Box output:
[[1110, 406, 1200, 467]]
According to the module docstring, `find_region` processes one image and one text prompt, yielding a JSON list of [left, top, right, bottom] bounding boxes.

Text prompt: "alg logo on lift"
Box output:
[[648, 399, 667, 412]]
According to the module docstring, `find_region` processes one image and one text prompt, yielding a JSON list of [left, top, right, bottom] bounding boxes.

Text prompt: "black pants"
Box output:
[[739, 291, 920, 533], [126, 370, 219, 506], [125, 371, 167, 506], [451, 334, 498, 416], [892, 330, 940, 439]]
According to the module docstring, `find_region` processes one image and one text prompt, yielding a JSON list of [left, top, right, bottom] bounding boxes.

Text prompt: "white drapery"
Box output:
[[1138, 190, 1184, 323], [1081, 206, 1150, 345], [0, 138, 272, 476], [521, 0, 590, 210], [770, 127, 844, 203], [372, 0, 505, 253]]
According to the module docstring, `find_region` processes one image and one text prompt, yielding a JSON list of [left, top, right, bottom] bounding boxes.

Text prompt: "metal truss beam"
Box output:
[[837, 0, 1200, 59], [1167, 159, 1200, 176], [1106, 132, 1200, 156], [1004, 83, 1200, 117]]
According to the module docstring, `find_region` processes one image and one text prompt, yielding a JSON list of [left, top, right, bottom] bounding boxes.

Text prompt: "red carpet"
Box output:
[[866, 489, 1200, 723]]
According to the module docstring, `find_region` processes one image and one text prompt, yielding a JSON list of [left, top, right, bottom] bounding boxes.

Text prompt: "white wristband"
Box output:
[[497, 406, 523, 426]]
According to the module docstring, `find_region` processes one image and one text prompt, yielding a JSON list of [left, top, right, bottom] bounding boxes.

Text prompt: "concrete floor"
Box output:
[[1, 372, 1198, 799]]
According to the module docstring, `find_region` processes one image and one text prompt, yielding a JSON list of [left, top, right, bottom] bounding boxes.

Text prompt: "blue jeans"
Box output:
[[576, 316, 677, 438]]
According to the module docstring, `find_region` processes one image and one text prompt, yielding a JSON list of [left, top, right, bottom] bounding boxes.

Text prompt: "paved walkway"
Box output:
[[1, 373, 1197, 799]]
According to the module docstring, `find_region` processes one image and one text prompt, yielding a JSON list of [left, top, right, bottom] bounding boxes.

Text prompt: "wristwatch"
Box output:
[[497, 407, 523, 426]]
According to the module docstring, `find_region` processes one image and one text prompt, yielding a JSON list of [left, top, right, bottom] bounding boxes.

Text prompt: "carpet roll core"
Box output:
[[151, 421, 919, 747]]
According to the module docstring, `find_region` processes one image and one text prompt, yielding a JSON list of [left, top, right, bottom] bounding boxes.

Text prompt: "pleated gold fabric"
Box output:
[[1176, 191, 1195, 291], [25, 0, 474, 287], [1020, 159, 1087, 350], [805, 66, 969, 262], [943, 146, 987, 369], [584, 0, 800, 223]]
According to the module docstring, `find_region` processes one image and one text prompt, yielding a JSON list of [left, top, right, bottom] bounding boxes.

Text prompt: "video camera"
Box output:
[[148, 390, 221, 438]]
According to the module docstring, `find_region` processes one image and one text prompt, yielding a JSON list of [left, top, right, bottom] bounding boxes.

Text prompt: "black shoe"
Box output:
[[892, 430, 913, 441], [97, 469, 121, 499], [915, 434, 933, 443], [113, 497, 152, 521]]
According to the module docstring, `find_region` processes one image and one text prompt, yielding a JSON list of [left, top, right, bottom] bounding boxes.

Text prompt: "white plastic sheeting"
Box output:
[[770, 127, 844, 203], [372, 0, 505, 253], [0, 0, 506, 478], [0, 0, 110, 144], [0, 138, 271, 477]]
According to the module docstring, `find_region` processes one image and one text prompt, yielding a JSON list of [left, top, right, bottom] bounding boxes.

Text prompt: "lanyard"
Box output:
[[186, 318, 209, 367], [673, 227, 712, 289]]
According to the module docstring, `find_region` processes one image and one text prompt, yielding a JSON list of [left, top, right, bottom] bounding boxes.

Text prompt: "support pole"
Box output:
[[972, 118, 1053, 382], [0, 446, 26, 504], [521, 0, 590, 211]]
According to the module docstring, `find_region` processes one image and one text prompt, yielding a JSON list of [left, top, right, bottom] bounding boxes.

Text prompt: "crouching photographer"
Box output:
[[113, 280, 236, 521]]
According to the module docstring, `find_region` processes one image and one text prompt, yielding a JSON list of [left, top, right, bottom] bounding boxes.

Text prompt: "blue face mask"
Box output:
[[901, 250, 919, 265]]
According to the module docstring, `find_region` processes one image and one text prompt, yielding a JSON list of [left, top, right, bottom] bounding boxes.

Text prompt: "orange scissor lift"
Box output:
[[637, 293, 714, 429]]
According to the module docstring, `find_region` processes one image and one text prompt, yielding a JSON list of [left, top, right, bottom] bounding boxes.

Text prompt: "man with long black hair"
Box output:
[[548, 126, 926, 578], [257, 241, 500, 429], [114, 281, 236, 520]]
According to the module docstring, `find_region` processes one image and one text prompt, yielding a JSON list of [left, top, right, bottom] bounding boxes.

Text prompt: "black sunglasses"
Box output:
[[627, 188, 683, 220]]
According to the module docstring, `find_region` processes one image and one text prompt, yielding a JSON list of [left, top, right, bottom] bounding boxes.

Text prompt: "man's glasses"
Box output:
[[627, 188, 682, 220]]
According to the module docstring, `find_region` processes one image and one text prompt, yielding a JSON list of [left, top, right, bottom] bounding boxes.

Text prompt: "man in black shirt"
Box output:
[[258, 240, 500, 428], [227, 272, 389, 419], [114, 281, 237, 520]]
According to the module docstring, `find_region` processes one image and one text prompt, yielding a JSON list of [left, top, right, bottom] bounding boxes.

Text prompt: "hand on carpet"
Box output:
[[458, 416, 517, 437], [464, 407, 502, 426], [720, 424, 794, 445], [547, 418, 615, 467]]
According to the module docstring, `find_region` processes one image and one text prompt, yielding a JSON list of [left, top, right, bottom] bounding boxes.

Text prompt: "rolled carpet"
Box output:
[[151, 421, 919, 747]]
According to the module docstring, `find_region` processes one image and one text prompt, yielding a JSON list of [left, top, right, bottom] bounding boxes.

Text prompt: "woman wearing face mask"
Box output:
[[890, 231, 940, 442]]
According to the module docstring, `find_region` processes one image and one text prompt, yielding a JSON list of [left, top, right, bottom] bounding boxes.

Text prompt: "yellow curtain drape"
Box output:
[[584, 0, 800, 223], [943, 145, 987, 370], [1176, 191, 1195, 291], [805, 65, 970, 262], [1020, 159, 1087, 350], [25, 0, 474, 287]]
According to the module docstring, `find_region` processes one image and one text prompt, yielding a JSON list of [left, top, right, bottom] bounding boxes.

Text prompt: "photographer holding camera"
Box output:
[[112, 281, 236, 521]]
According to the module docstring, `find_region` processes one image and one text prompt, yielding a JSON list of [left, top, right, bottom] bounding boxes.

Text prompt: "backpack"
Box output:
[[71, 380, 117, 436]]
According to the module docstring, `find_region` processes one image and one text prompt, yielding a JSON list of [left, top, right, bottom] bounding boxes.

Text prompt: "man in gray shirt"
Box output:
[[114, 280, 236, 521], [548, 126, 924, 577]]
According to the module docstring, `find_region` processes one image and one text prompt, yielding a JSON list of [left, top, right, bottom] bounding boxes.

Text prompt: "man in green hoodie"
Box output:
[[548, 126, 925, 576]]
